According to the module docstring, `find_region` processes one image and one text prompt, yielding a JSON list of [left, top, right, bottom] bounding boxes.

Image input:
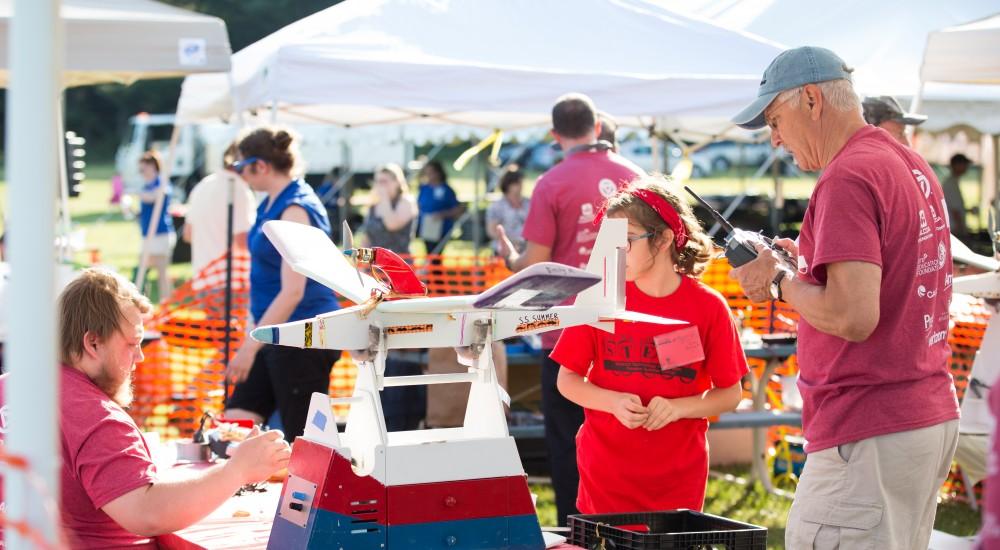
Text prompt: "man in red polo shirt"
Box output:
[[0, 268, 290, 547], [497, 93, 642, 525]]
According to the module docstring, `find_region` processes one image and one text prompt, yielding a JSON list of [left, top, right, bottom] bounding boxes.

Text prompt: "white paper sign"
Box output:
[[178, 38, 207, 67]]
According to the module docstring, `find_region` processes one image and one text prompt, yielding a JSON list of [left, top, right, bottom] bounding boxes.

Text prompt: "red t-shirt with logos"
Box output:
[[551, 278, 748, 514], [0, 367, 158, 548], [795, 125, 959, 453], [523, 149, 642, 348]]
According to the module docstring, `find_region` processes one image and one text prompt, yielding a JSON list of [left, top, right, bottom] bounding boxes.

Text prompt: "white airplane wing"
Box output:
[[952, 234, 999, 272], [377, 263, 601, 314], [603, 310, 687, 326], [263, 220, 387, 304], [473, 262, 600, 310], [375, 295, 479, 314], [954, 272, 1000, 299]]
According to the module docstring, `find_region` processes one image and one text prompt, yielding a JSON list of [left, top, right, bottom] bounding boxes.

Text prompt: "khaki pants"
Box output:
[[786, 420, 959, 550]]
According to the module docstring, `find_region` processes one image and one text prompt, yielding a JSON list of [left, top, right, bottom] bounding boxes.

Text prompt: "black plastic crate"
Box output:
[[568, 509, 767, 550]]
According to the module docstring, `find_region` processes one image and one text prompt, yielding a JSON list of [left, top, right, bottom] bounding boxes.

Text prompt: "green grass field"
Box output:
[[0, 161, 983, 548]]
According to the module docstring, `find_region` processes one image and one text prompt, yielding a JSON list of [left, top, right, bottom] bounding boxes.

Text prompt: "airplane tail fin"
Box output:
[[575, 218, 626, 331], [575, 218, 687, 332]]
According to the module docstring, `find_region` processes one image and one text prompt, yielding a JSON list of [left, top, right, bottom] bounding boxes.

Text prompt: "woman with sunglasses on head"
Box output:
[[550, 176, 748, 514], [222, 127, 341, 442]]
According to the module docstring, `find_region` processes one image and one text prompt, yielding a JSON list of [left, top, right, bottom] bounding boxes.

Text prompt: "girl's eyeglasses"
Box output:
[[626, 232, 653, 251]]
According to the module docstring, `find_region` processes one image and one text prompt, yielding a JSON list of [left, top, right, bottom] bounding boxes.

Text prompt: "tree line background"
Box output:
[[0, 0, 344, 161]]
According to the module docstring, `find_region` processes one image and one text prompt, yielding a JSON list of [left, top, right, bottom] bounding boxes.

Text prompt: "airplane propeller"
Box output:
[[342, 220, 366, 288]]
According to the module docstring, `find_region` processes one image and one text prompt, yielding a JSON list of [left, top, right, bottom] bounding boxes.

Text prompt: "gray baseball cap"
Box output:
[[862, 95, 927, 126], [733, 46, 854, 130]]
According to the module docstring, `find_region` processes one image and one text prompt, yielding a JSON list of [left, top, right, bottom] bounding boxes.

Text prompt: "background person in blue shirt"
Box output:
[[222, 127, 342, 442], [416, 160, 465, 255], [137, 150, 175, 300]]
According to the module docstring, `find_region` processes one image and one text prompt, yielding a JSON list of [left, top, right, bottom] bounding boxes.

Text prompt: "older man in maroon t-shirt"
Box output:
[[730, 47, 959, 550]]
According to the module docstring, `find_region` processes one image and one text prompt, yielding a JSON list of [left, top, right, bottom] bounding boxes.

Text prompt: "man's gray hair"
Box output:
[[775, 79, 861, 114]]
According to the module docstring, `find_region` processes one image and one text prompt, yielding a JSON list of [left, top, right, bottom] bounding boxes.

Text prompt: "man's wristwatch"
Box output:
[[770, 269, 789, 302]]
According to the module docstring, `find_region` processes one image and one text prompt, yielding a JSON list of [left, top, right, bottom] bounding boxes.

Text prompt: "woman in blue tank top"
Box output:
[[222, 127, 341, 441]]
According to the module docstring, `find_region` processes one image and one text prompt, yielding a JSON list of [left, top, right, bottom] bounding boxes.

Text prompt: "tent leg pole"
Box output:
[[5, 0, 63, 546], [57, 95, 72, 262], [223, 176, 235, 400]]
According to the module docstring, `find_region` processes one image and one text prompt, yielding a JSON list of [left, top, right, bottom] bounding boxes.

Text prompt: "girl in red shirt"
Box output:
[[551, 176, 749, 514]]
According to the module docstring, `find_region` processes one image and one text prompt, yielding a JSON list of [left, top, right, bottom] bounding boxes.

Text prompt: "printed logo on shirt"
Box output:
[[917, 285, 937, 299], [602, 335, 697, 382], [916, 252, 942, 276], [918, 210, 933, 242], [913, 169, 931, 198], [575, 227, 597, 246], [578, 203, 596, 224], [598, 178, 617, 198], [916, 242, 947, 277], [945, 273, 953, 288], [928, 330, 948, 346], [923, 314, 933, 331], [928, 203, 946, 231]]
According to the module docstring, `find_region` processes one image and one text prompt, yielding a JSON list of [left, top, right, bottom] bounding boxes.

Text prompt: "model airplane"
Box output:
[[253, 217, 682, 549]]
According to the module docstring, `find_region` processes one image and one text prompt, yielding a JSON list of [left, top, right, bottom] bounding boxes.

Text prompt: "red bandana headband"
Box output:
[[595, 187, 688, 251]]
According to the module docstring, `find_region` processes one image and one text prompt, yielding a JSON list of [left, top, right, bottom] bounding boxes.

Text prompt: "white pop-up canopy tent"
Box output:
[[656, 0, 1000, 226], [921, 13, 1000, 86], [177, 0, 783, 143], [654, 0, 1000, 138], [654, 0, 1000, 97], [0, 0, 231, 86], [2, 1, 230, 545], [0, 0, 233, 295], [918, 13, 1000, 134], [917, 12, 1000, 223]]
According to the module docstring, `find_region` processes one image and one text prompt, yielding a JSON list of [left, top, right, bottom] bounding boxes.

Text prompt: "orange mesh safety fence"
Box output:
[[131, 247, 991, 455], [947, 293, 992, 403], [941, 294, 993, 505], [131, 251, 252, 440], [701, 257, 800, 334]]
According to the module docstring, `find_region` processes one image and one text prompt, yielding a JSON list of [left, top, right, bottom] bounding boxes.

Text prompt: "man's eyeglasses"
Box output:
[[626, 232, 653, 251], [765, 87, 803, 130], [230, 156, 260, 175]]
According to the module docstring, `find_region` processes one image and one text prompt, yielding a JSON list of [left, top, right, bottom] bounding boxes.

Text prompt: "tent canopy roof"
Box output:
[[0, 0, 231, 87], [921, 12, 1000, 85], [177, 0, 782, 139], [655, 0, 1000, 97]]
